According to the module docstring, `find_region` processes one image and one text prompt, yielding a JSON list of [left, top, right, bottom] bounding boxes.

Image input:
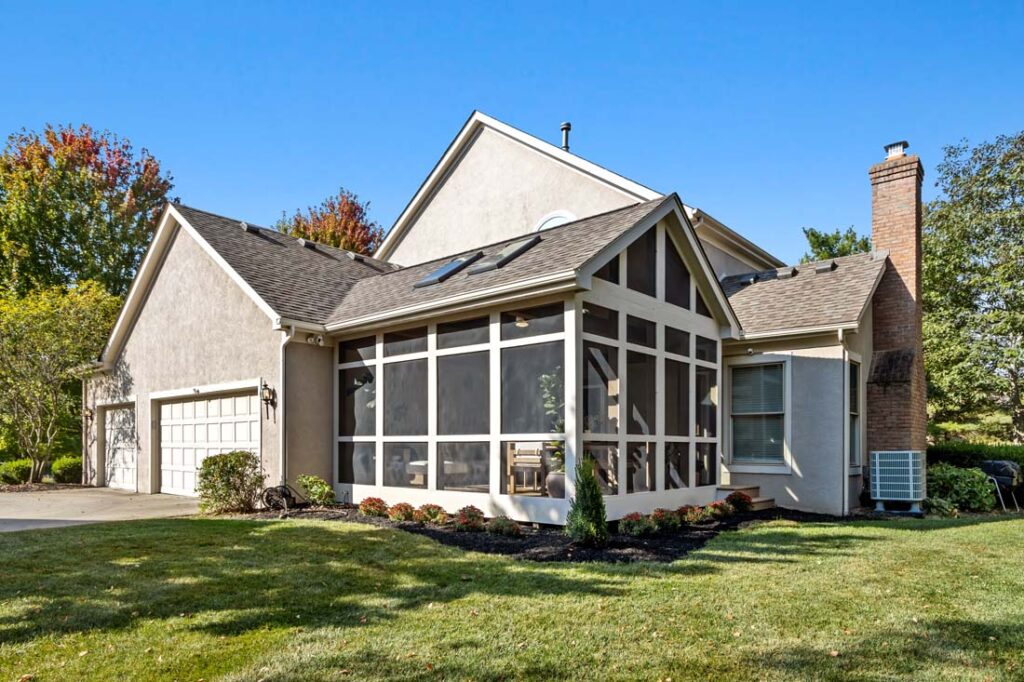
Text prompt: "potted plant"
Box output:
[[539, 368, 566, 498]]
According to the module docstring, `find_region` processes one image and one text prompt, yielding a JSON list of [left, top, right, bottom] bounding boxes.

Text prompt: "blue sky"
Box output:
[[2, 1, 1022, 264]]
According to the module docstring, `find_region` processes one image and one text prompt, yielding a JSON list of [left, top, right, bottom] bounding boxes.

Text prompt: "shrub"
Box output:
[[618, 512, 655, 536], [387, 502, 415, 522], [196, 450, 264, 514], [486, 515, 522, 536], [297, 474, 335, 506], [676, 505, 702, 524], [927, 464, 995, 512], [415, 503, 448, 525], [924, 497, 959, 518], [454, 505, 486, 532], [565, 457, 608, 547], [725, 491, 753, 512], [707, 500, 735, 519], [358, 497, 389, 517], [0, 458, 32, 484], [51, 455, 82, 484], [650, 508, 680, 531], [928, 441, 1024, 469]]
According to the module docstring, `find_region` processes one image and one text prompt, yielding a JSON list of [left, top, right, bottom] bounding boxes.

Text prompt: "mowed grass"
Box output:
[[1, 516, 1023, 681]]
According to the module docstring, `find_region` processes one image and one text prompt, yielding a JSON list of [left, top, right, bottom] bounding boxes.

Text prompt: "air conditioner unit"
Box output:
[[870, 450, 926, 513]]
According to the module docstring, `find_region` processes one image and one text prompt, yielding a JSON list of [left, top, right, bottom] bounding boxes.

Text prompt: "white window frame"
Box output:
[[724, 354, 793, 474], [847, 352, 863, 474]]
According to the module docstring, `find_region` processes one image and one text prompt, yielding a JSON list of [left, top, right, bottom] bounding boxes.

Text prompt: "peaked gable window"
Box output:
[[626, 227, 656, 297], [665, 237, 691, 310]]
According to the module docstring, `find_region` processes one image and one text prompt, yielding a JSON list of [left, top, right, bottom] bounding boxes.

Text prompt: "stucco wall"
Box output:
[[284, 340, 334, 486], [703, 242, 759, 279], [386, 126, 639, 265], [85, 224, 282, 493], [726, 345, 847, 515]]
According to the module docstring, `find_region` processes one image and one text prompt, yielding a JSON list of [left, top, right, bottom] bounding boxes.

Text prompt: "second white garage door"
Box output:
[[159, 392, 260, 496]]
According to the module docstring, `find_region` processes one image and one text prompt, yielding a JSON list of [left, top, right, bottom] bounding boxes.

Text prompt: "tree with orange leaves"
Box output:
[[276, 188, 383, 255], [0, 124, 173, 297]]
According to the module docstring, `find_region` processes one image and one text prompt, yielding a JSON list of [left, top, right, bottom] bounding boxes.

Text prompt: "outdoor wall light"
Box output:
[[83, 407, 94, 422], [515, 314, 530, 329], [260, 382, 277, 408]]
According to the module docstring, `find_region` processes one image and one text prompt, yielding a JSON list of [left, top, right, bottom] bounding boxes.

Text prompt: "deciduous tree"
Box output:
[[923, 132, 1024, 438], [0, 281, 120, 481], [0, 124, 172, 296], [799, 226, 871, 263], [277, 188, 383, 254]]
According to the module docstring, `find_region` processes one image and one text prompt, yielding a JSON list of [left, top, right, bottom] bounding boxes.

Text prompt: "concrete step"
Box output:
[[717, 484, 761, 499], [750, 496, 776, 511]]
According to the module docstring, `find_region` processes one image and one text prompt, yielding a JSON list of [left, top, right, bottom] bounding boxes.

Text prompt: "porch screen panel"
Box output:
[[438, 352, 489, 435], [384, 359, 428, 436], [501, 341, 564, 433]]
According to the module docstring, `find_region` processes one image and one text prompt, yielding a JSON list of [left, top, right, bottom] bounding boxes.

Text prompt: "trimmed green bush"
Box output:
[[565, 457, 608, 547], [358, 497, 388, 517], [297, 474, 335, 506], [454, 505, 486, 532], [928, 442, 1024, 469], [195, 451, 265, 514], [924, 497, 959, 518], [0, 458, 32, 485], [619, 512, 656, 536], [486, 515, 522, 536], [927, 463, 995, 512], [51, 455, 82, 484]]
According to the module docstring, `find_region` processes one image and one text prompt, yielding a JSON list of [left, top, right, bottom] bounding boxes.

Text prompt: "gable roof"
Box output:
[[327, 194, 741, 335], [373, 111, 783, 270], [720, 251, 888, 338], [172, 204, 396, 324]]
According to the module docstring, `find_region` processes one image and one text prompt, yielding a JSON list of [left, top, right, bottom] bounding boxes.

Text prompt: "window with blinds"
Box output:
[[849, 362, 860, 466], [730, 363, 785, 462]]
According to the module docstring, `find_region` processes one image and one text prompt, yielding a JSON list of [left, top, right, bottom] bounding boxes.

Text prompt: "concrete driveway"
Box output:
[[0, 487, 198, 532]]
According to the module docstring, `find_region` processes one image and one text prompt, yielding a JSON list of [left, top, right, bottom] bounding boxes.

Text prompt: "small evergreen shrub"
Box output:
[[725, 491, 753, 512], [196, 450, 264, 514], [414, 503, 448, 525], [928, 442, 1024, 469], [565, 457, 609, 547], [486, 515, 522, 536], [927, 464, 995, 512], [923, 497, 959, 518], [358, 497, 389, 517], [387, 502, 415, 521], [0, 458, 32, 484], [51, 455, 82, 484], [454, 505, 486, 531], [650, 507, 680, 531], [707, 500, 734, 519], [297, 474, 335, 506]]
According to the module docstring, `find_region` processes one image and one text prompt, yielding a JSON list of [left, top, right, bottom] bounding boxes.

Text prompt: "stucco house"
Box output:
[[83, 112, 927, 522]]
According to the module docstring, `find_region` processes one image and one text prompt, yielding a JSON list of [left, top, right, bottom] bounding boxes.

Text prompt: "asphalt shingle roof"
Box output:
[[174, 204, 396, 324], [326, 197, 667, 325], [720, 251, 887, 335]]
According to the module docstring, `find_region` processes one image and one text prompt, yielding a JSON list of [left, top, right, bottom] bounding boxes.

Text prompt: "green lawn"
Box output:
[[2, 516, 1023, 681]]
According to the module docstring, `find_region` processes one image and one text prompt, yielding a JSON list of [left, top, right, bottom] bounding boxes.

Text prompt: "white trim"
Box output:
[[691, 210, 785, 270], [326, 272, 577, 333], [740, 323, 860, 341], [533, 209, 578, 232], [723, 354, 794, 475], [149, 378, 262, 401], [375, 111, 660, 261]]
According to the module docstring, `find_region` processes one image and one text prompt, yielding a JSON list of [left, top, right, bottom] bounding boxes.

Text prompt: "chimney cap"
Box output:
[[884, 140, 910, 159]]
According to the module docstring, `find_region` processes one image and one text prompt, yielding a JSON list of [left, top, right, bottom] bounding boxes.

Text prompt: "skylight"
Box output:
[[466, 235, 541, 275], [413, 252, 483, 288]]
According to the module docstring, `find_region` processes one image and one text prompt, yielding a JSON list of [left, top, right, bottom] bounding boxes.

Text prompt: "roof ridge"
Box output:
[[375, 197, 666, 278]]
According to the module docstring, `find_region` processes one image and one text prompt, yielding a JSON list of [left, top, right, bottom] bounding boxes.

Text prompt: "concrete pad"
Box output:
[[0, 487, 198, 532]]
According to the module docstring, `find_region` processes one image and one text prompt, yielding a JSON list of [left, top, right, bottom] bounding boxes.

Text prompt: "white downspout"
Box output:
[[838, 329, 850, 516], [279, 326, 296, 485]]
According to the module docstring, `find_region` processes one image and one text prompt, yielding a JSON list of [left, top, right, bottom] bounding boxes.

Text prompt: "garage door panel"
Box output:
[[105, 406, 137, 491], [159, 391, 259, 496]]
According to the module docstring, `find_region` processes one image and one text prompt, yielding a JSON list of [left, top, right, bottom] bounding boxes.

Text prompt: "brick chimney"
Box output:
[[866, 141, 927, 453]]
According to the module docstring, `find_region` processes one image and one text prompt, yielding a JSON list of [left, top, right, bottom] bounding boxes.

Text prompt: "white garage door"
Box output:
[[105, 406, 137, 491], [159, 392, 260, 496]]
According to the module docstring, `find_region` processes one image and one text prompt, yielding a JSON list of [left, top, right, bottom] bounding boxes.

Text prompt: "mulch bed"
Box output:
[[0, 483, 83, 493], [246, 506, 847, 564]]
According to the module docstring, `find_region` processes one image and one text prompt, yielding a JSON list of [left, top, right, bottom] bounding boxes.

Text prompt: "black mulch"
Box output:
[[245, 506, 848, 564]]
